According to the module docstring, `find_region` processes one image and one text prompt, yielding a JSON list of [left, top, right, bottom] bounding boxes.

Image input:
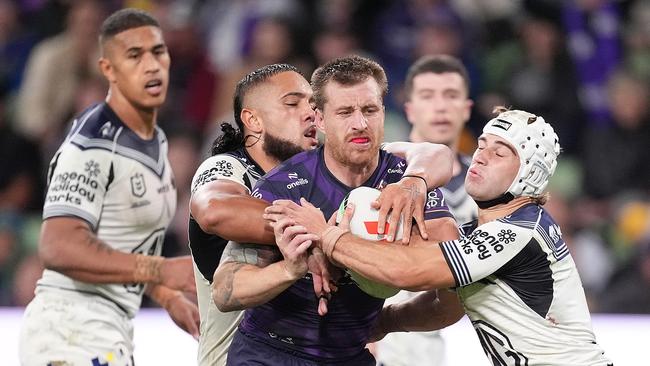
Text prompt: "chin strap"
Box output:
[[475, 192, 515, 209]]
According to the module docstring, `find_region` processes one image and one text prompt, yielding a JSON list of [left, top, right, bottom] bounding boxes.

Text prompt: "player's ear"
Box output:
[[315, 108, 325, 132], [241, 108, 263, 134], [404, 101, 416, 126], [99, 57, 115, 83]]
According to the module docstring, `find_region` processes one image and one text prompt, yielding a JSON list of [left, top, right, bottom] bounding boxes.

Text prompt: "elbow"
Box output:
[[39, 240, 67, 272], [212, 288, 240, 313], [194, 205, 227, 235]]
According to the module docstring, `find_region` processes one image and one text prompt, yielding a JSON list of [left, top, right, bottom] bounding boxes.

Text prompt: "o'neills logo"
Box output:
[[286, 178, 308, 189], [47, 171, 100, 205]]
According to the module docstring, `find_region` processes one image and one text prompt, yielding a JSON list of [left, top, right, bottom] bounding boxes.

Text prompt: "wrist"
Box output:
[[133, 254, 165, 283], [401, 174, 428, 189], [321, 226, 348, 258], [281, 261, 306, 281]]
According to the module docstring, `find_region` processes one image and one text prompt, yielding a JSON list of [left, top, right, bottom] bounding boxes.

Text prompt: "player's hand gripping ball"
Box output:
[[337, 187, 402, 299]]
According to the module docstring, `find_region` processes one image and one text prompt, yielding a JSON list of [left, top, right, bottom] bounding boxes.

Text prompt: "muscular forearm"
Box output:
[[193, 194, 274, 244], [40, 218, 149, 283], [212, 261, 299, 312], [380, 289, 464, 334]]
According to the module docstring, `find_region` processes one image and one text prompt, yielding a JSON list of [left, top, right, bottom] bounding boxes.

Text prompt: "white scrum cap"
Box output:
[[482, 109, 561, 197]]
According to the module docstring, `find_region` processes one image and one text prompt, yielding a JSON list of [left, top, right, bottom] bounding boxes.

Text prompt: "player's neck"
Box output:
[[106, 93, 157, 140], [246, 145, 281, 174], [476, 196, 534, 225], [323, 146, 379, 187]]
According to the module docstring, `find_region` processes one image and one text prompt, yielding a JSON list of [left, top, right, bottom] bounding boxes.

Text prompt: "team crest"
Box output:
[[130, 172, 147, 197]]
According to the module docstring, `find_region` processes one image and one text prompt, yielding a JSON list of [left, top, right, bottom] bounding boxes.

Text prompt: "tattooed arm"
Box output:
[[39, 217, 195, 292], [212, 219, 317, 312]]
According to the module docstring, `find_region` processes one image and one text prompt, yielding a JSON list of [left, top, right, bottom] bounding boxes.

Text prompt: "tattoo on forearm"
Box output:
[[217, 262, 245, 308], [83, 231, 114, 255]]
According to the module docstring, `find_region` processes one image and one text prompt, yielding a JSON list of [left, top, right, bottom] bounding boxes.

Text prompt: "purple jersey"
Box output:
[[242, 147, 452, 361]]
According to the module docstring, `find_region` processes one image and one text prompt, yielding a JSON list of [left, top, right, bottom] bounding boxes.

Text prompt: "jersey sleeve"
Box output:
[[439, 220, 534, 287], [423, 188, 454, 220], [42, 143, 112, 230], [191, 154, 250, 194]]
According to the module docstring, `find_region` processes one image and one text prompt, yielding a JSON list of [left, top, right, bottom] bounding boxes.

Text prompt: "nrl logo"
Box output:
[[130, 172, 147, 197]]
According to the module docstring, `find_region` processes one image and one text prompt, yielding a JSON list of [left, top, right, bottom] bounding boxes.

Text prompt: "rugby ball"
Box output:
[[336, 186, 402, 299]]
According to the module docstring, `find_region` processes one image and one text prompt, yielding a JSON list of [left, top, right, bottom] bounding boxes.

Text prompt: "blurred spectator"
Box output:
[[15, 0, 106, 155], [0, 0, 37, 95], [622, 0, 650, 80], [11, 254, 43, 306], [563, 0, 622, 127], [581, 69, 650, 198], [480, 7, 584, 154], [162, 129, 202, 258], [208, 16, 309, 123], [150, 1, 218, 133]]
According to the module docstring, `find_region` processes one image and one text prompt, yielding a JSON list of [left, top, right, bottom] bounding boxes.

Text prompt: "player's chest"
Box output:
[[104, 158, 177, 226]]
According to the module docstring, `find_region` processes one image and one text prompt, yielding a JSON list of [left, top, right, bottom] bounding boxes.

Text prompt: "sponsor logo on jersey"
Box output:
[[47, 160, 101, 205], [288, 172, 298, 179], [286, 178, 308, 189], [426, 190, 442, 209], [251, 188, 263, 199], [130, 173, 147, 197], [191, 160, 235, 192], [387, 167, 404, 174]]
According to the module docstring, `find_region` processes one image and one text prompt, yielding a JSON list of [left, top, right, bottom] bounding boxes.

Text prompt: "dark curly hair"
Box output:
[[211, 63, 299, 155]]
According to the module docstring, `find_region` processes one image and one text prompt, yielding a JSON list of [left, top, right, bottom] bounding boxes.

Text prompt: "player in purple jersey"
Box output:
[[271, 107, 612, 366], [220, 56, 462, 366], [191, 63, 454, 365]]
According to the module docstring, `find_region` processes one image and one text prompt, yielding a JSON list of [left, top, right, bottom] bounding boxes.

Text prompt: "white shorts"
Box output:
[[19, 288, 135, 366], [376, 290, 446, 366]]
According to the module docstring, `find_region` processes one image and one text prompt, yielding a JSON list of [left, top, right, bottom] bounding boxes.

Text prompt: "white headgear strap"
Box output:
[[482, 110, 561, 197]]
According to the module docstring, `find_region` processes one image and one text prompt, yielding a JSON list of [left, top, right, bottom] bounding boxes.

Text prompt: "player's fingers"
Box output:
[[311, 272, 324, 297], [295, 240, 313, 255], [300, 197, 316, 208], [401, 200, 413, 245], [327, 212, 337, 226], [338, 203, 355, 231], [386, 201, 404, 242], [413, 204, 428, 241], [375, 195, 390, 235], [318, 296, 329, 316]]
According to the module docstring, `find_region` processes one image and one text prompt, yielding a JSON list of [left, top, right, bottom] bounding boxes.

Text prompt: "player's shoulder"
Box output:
[[66, 103, 123, 143], [497, 203, 542, 230]]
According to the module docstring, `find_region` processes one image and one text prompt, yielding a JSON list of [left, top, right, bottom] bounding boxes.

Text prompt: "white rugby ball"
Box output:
[[337, 186, 402, 299]]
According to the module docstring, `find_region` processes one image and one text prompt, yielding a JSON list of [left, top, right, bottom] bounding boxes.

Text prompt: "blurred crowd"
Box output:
[[0, 0, 648, 313]]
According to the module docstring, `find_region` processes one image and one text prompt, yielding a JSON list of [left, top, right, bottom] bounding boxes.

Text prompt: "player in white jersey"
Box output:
[[269, 107, 612, 366], [19, 9, 198, 366], [190, 63, 455, 365], [378, 54, 478, 366]]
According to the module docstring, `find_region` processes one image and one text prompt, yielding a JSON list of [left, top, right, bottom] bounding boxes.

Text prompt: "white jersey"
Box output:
[[189, 147, 264, 366], [378, 154, 476, 366], [439, 204, 611, 366], [37, 103, 177, 318]]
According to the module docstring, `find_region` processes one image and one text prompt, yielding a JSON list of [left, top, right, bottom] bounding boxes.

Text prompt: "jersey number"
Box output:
[[473, 320, 529, 366]]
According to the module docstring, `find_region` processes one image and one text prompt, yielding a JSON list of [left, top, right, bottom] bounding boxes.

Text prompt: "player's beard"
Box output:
[[263, 130, 305, 162]]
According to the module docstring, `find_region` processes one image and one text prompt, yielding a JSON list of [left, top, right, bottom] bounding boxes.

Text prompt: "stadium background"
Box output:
[[0, 0, 648, 364]]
